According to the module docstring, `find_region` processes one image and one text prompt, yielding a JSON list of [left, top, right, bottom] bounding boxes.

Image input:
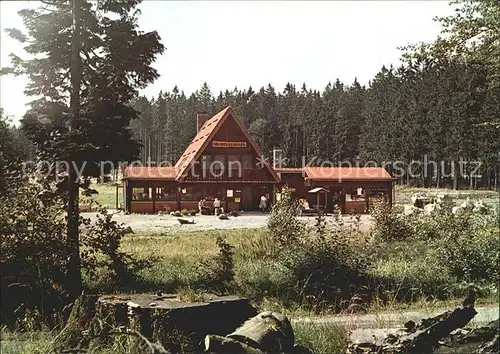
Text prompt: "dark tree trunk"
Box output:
[[66, 0, 83, 300]]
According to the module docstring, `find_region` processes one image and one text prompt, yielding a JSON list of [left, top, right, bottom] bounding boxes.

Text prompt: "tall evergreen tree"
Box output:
[[2, 0, 164, 297]]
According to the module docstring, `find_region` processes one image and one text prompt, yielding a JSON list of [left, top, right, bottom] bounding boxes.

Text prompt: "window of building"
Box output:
[[212, 155, 226, 177], [242, 155, 254, 169], [156, 186, 177, 201], [132, 187, 151, 201], [228, 155, 242, 178]]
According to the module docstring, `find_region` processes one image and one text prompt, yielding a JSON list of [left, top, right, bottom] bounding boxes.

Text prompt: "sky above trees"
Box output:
[[0, 0, 454, 122]]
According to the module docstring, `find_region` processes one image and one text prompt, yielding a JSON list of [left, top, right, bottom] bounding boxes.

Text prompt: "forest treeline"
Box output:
[[128, 0, 499, 189], [1, 0, 498, 189]]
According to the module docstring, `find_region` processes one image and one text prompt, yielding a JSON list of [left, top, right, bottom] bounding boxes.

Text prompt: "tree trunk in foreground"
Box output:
[[66, 0, 83, 300]]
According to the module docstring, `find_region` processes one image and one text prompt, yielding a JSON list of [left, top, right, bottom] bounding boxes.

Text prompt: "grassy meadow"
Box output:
[[2, 185, 498, 353], [87, 226, 498, 311]]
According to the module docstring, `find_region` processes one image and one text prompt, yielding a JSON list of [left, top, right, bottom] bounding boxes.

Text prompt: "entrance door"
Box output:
[[242, 186, 253, 210]]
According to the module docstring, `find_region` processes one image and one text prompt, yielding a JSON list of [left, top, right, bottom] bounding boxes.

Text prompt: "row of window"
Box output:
[[131, 186, 227, 201]]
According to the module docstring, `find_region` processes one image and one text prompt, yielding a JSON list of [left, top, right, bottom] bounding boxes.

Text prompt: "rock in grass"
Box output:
[[178, 218, 195, 225]]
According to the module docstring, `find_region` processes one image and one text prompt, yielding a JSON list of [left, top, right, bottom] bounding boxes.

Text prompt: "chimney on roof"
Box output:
[[197, 113, 212, 132], [273, 147, 284, 169]]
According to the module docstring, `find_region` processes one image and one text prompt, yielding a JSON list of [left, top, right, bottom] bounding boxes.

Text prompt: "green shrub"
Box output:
[[280, 230, 374, 306], [235, 259, 294, 301], [0, 180, 69, 328], [267, 189, 376, 307], [0, 178, 149, 328], [438, 227, 499, 283], [267, 189, 305, 248], [370, 199, 415, 242]]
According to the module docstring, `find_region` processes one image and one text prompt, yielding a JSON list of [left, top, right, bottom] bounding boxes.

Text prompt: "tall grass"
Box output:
[[85, 223, 497, 310]]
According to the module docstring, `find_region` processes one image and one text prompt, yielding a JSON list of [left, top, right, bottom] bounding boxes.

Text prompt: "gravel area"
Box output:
[[81, 211, 372, 234]]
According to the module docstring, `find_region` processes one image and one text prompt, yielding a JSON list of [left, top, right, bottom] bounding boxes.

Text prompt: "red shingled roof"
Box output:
[[175, 106, 280, 183], [303, 167, 392, 181], [174, 107, 230, 180], [123, 166, 177, 180]]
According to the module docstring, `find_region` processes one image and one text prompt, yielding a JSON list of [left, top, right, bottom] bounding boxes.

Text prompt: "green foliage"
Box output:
[[438, 226, 499, 284], [370, 200, 499, 294], [279, 229, 374, 307], [371, 200, 414, 242], [267, 189, 305, 248], [371, 241, 460, 300], [80, 205, 151, 288], [0, 179, 148, 327], [0, 180, 69, 328], [267, 192, 375, 307], [293, 322, 347, 354]]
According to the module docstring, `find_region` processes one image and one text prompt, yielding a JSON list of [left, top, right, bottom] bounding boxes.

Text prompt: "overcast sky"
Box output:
[[0, 1, 454, 122]]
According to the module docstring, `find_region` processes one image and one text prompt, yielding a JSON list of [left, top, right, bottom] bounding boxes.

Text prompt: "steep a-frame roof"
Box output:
[[174, 106, 280, 183]]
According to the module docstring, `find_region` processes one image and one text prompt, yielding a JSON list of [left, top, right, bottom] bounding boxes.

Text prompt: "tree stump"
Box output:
[[206, 311, 295, 353], [95, 293, 257, 352]]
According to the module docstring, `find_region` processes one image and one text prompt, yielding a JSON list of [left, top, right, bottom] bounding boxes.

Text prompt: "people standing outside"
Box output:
[[213, 197, 221, 216], [259, 194, 268, 212], [198, 198, 206, 215]]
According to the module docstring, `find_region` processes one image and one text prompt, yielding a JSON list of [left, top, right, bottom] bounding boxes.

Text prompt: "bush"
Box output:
[[0, 178, 149, 327], [280, 229, 374, 307], [370, 200, 499, 295], [267, 193, 375, 307], [267, 189, 305, 248], [0, 180, 69, 328], [438, 226, 499, 284], [371, 243, 460, 300], [80, 205, 152, 290], [370, 199, 415, 242]]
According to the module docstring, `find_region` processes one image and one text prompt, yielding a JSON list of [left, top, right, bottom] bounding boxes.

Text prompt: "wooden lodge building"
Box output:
[[122, 107, 394, 214]]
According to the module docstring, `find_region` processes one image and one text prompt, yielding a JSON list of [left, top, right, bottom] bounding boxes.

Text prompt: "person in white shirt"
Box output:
[[259, 195, 267, 212], [213, 198, 221, 216]]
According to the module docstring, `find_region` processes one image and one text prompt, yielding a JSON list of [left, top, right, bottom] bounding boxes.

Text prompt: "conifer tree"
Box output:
[[2, 0, 164, 298]]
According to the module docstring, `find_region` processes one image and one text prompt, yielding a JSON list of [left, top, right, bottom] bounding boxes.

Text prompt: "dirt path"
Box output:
[[293, 306, 499, 328], [81, 211, 372, 233]]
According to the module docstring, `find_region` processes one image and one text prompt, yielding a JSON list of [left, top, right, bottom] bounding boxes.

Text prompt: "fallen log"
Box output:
[[347, 305, 478, 354], [205, 335, 264, 353], [206, 311, 295, 353]]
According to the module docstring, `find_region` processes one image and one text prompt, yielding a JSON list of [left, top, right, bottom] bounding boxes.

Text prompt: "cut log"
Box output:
[[227, 311, 295, 352], [205, 335, 264, 353]]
